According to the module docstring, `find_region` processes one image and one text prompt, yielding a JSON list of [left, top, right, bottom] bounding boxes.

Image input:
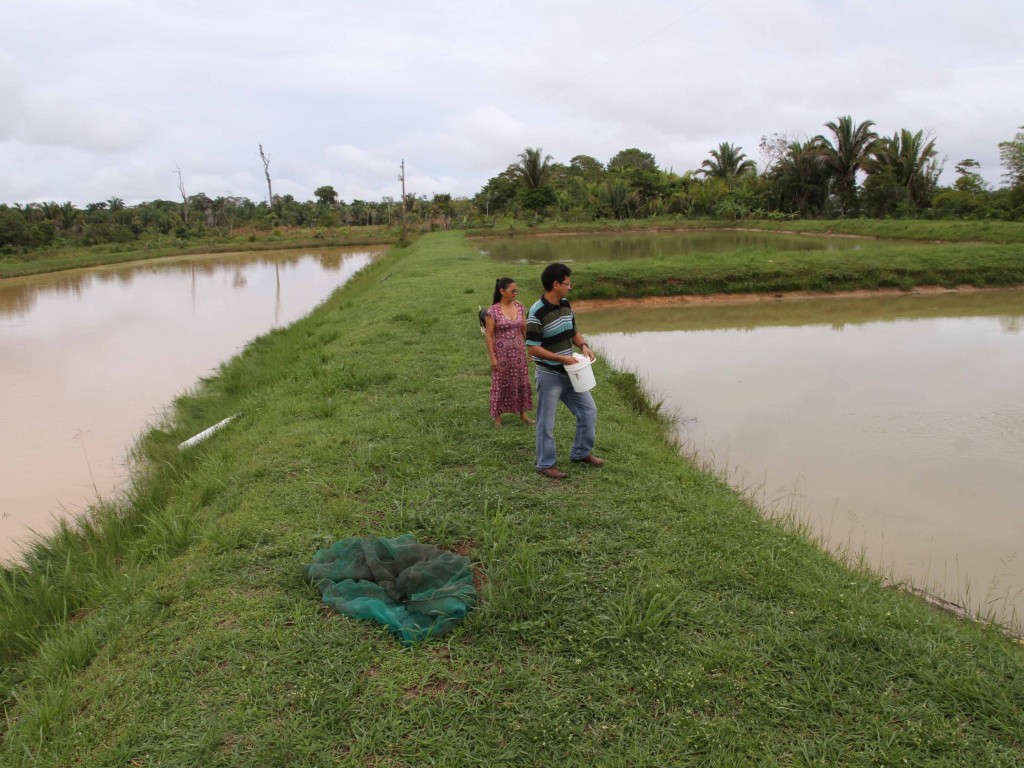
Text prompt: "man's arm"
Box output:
[[571, 331, 595, 361], [528, 344, 578, 366]]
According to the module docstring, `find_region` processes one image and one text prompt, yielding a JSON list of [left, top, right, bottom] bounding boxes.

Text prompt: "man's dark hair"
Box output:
[[541, 262, 572, 292]]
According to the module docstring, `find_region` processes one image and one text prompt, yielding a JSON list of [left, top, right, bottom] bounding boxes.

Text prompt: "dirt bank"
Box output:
[[573, 285, 1007, 310]]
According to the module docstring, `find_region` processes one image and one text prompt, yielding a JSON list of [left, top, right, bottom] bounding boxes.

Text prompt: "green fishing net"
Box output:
[[304, 534, 476, 645]]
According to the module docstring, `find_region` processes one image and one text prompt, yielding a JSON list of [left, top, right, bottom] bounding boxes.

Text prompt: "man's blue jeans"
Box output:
[[535, 365, 597, 469]]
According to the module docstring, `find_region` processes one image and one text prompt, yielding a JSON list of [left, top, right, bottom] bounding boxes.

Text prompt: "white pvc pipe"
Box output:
[[178, 414, 240, 451]]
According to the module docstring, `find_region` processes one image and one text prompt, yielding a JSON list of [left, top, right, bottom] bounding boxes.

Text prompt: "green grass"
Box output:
[[467, 216, 1024, 245], [0, 225, 402, 279], [567, 242, 1024, 300], [2, 232, 1024, 766]]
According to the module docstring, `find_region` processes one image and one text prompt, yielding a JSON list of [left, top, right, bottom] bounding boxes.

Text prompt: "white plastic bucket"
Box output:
[[564, 354, 597, 393]]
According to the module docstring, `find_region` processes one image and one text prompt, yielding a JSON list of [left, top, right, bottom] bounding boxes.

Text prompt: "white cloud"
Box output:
[[0, 52, 151, 154], [1, 0, 1022, 204], [429, 107, 529, 171], [323, 145, 398, 179], [0, 168, 48, 202]]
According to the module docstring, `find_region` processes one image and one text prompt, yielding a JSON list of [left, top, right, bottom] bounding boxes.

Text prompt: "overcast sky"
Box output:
[[2, 0, 1023, 207]]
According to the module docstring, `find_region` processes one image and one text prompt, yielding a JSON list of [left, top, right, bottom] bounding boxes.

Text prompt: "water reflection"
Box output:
[[581, 289, 1024, 335], [478, 229, 919, 264], [0, 247, 380, 560], [584, 289, 1024, 626], [0, 249, 365, 319]]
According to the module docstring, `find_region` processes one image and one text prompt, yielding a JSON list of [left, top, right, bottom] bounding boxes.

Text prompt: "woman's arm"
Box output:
[[484, 314, 498, 370]]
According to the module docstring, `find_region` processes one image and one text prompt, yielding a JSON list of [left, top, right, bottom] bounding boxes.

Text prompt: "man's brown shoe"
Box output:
[[537, 466, 568, 479], [572, 454, 605, 467]]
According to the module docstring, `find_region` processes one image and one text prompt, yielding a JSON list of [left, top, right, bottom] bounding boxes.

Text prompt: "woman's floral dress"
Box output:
[[487, 302, 533, 418]]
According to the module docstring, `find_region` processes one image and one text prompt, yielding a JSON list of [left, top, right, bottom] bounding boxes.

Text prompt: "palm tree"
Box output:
[[516, 147, 556, 214], [22, 202, 45, 222], [57, 201, 81, 232], [601, 178, 632, 219], [40, 201, 62, 222], [813, 115, 879, 214], [699, 142, 757, 182], [516, 147, 553, 189], [867, 129, 940, 209]]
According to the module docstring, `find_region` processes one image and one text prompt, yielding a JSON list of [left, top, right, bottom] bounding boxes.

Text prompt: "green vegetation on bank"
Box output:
[[565, 242, 1024, 300], [2, 232, 1023, 765], [467, 219, 1024, 300], [469, 216, 1024, 245], [7, 217, 1024, 282], [0, 225, 400, 279]]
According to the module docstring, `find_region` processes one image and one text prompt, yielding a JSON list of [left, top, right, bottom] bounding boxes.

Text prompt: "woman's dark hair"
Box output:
[[493, 277, 515, 305], [541, 263, 572, 291]]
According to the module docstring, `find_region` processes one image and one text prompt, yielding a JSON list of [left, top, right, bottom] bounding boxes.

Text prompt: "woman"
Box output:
[[484, 277, 534, 427]]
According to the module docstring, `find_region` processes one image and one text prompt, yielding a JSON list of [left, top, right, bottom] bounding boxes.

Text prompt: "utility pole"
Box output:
[[398, 159, 407, 242]]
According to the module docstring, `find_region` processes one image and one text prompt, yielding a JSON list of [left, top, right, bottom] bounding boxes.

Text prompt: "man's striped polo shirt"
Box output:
[[526, 296, 576, 374]]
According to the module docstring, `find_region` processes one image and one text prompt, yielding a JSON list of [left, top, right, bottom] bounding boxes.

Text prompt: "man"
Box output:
[[526, 262, 604, 479]]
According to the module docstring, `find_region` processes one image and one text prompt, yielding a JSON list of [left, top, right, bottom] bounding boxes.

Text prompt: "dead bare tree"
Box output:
[[258, 143, 274, 207], [173, 163, 189, 225]]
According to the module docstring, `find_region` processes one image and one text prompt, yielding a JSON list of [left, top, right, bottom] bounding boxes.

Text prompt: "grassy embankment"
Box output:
[[3, 232, 1024, 765], [0, 225, 400, 279], [472, 217, 1024, 300], [6, 217, 1024, 282], [468, 216, 1024, 245], [565, 242, 1024, 300]]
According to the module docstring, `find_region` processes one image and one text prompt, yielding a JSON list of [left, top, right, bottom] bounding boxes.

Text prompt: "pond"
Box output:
[[478, 229, 915, 264], [580, 289, 1024, 627], [0, 246, 381, 560]]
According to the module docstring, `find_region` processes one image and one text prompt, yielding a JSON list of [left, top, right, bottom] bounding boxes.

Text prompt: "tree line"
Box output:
[[1, 118, 1022, 253], [477, 118, 1024, 223], [0, 191, 442, 253]]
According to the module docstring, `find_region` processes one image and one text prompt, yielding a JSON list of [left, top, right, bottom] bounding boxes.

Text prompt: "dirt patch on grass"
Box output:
[[471, 566, 488, 594], [447, 539, 488, 594], [448, 539, 480, 558]]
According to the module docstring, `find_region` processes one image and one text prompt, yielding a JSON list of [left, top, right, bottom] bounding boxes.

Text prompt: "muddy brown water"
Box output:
[[580, 289, 1024, 627], [0, 247, 380, 560]]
